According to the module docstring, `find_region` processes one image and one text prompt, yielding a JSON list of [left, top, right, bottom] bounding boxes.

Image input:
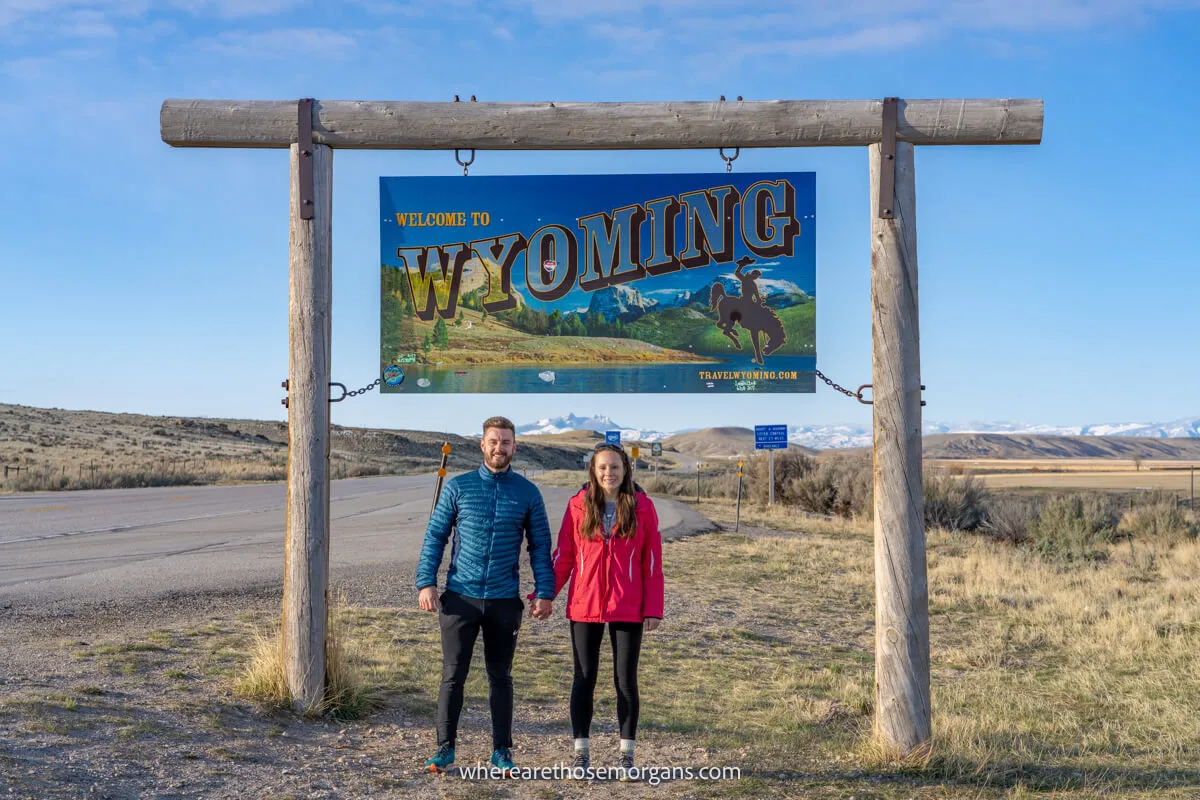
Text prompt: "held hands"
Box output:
[[418, 586, 440, 613], [530, 598, 553, 620]]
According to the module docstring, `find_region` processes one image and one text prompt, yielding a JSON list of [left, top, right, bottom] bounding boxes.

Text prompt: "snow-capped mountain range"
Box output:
[[516, 413, 675, 442], [517, 414, 1200, 450]]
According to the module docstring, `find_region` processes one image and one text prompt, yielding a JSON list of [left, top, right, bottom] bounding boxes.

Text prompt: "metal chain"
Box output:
[[813, 370, 926, 407], [719, 146, 739, 172], [814, 368, 872, 405], [283, 377, 383, 407], [330, 378, 381, 402], [345, 378, 381, 398], [455, 149, 475, 176]]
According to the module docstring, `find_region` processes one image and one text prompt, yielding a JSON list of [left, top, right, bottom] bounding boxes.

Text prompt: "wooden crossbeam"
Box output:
[[161, 98, 1042, 150]]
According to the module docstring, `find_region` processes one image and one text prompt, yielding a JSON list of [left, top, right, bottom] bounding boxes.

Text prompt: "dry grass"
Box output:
[[976, 469, 1199, 493], [232, 597, 383, 719], [701, 498, 1200, 793], [930, 458, 1200, 475], [7, 495, 1199, 796]]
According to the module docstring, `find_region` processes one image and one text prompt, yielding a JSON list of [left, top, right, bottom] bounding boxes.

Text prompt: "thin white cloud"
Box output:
[[195, 26, 358, 57], [509, 0, 1200, 57], [589, 21, 663, 51], [1, 0, 149, 30], [1, 0, 305, 30], [748, 20, 936, 56], [587, 67, 659, 84], [343, 0, 428, 15], [60, 9, 117, 36], [168, 0, 308, 18]]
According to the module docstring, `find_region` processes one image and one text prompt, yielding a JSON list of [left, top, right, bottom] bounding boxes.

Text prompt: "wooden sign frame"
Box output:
[[160, 96, 1043, 751]]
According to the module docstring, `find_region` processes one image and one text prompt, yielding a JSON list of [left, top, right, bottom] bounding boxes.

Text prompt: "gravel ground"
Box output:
[[1, 509, 758, 800]]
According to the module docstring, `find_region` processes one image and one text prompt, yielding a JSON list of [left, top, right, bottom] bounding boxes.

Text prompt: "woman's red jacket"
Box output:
[[549, 488, 665, 623]]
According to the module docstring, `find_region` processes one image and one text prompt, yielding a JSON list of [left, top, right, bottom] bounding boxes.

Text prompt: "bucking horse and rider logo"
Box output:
[[710, 256, 787, 365]]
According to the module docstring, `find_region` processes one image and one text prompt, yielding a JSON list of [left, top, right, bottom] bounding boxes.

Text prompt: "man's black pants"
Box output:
[[437, 589, 524, 750]]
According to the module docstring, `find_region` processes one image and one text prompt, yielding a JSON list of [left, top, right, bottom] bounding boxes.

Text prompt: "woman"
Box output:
[[549, 442, 664, 779]]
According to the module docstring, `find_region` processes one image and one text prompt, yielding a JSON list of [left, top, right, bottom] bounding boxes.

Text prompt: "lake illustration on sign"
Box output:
[[380, 172, 815, 393]]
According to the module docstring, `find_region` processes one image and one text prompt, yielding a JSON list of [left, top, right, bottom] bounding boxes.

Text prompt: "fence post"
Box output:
[[735, 460, 744, 533], [695, 462, 701, 503]]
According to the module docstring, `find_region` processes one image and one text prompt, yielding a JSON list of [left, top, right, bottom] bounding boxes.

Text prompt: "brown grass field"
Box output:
[[6, 497, 1199, 797], [932, 458, 1200, 493]]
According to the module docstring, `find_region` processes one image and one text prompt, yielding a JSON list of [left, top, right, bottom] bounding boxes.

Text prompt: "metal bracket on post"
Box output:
[[298, 98, 315, 221], [878, 97, 898, 219]]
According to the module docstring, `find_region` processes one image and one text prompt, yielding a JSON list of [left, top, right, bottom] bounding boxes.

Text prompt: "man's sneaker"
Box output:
[[424, 743, 455, 774], [617, 751, 636, 782], [491, 747, 516, 777], [570, 749, 591, 780]]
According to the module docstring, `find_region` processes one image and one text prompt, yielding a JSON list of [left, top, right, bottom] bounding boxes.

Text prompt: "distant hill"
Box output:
[[788, 417, 1200, 450], [0, 403, 589, 491], [528, 430, 604, 444], [663, 426, 815, 459], [913, 433, 1200, 460]]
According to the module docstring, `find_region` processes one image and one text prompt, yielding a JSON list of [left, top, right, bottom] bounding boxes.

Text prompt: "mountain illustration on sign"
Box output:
[[710, 256, 787, 365]]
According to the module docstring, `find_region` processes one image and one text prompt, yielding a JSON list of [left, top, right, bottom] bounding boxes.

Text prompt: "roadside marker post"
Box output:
[[430, 442, 451, 519], [736, 460, 744, 533]]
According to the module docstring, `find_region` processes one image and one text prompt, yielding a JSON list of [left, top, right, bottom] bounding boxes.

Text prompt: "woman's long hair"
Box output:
[[581, 444, 638, 540]]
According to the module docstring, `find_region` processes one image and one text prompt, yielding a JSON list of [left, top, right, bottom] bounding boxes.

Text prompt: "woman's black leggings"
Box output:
[[570, 620, 644, 740]]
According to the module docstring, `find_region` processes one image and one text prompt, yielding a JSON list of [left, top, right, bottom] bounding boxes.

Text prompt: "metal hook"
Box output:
[[719, 146, 739, 173], [455, 148, 475, 176]]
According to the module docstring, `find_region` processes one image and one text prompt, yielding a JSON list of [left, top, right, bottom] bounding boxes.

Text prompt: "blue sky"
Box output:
[[2, 0, 1198, 436]]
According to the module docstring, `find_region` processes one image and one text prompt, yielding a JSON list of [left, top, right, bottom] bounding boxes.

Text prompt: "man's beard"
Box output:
[[486, 451, 513, 471]]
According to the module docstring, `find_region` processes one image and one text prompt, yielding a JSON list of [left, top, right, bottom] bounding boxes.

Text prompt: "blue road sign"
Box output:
[[605, 430, 622, 445], [754, 424, 789, 450]]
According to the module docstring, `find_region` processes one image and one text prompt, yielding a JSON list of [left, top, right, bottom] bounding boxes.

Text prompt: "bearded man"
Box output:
[[415, 415, 554, 776]]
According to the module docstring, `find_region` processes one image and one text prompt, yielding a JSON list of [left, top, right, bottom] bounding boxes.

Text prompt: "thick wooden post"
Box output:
[[282, 140, 333, 713], [869, 140, 931, 752]]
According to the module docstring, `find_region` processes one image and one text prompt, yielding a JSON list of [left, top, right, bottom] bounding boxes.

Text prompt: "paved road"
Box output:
[[0, 476, 706, 613]]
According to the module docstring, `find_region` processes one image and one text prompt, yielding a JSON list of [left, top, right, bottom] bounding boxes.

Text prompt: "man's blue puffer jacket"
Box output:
[[416, 464, 555, 600]]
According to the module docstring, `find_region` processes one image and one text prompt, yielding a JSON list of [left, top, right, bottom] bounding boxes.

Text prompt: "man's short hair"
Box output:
[[482, 416, 516, 437]]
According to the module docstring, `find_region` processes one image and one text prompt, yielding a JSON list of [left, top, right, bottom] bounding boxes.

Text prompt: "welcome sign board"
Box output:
[[380, 172, 815, 393]]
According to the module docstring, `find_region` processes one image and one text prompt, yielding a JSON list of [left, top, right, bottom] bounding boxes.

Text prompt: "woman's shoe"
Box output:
[[617, 751, 636, 782], [570, 749, 591, 780]]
